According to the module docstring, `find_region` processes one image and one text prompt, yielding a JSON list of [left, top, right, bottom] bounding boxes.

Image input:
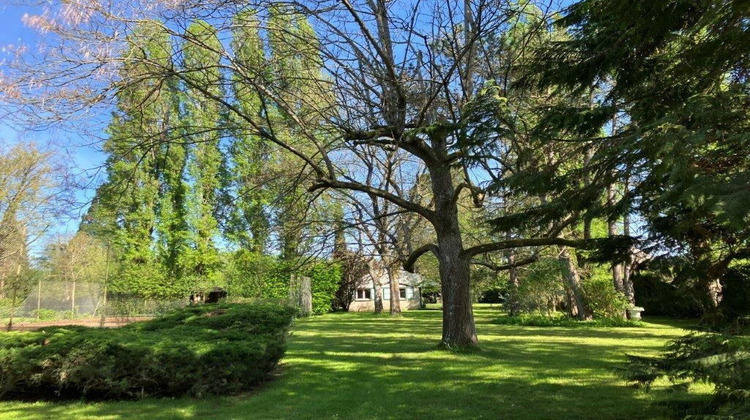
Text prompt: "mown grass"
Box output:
[[0, 305, 711, 419]]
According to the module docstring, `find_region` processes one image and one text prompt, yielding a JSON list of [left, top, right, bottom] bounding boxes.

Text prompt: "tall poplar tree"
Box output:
[[98, 22, 173, 295], [266, 7, 331, 261], [225, 10, 273, 252], [182, 21, 224, 288]]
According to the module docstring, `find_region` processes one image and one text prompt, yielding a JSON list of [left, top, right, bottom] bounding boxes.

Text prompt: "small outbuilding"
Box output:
[[349, 266, 426, 312]]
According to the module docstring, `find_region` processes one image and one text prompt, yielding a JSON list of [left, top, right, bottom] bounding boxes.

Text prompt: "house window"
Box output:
[[356, 288, 372, 300], [384, 287, 409, 300]]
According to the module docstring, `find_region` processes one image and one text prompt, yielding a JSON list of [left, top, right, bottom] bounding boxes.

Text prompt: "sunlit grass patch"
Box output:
[[0, 305, 710, 419]]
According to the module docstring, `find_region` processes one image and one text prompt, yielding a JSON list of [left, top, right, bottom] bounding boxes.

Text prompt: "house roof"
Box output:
[[358, 269, 429, 288]]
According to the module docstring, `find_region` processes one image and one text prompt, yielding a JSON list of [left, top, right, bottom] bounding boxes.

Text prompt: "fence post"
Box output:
[[100, 245, 110, 327], [6, 264, 20, 331], [36, 278, 42, 319], [300, 276, 312, 317], [71, 281, 76, 316]]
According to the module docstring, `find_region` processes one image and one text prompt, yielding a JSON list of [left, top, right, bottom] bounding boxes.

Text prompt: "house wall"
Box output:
[[349, 287, 422, 312], [349, 297, 421, 312]]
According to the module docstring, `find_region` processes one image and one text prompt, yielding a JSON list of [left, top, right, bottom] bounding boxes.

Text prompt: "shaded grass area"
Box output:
[[0, 305, 711, 419]]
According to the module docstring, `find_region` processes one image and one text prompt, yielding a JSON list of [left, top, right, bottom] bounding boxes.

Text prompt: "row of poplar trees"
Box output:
[[81, 11, 328, 297]]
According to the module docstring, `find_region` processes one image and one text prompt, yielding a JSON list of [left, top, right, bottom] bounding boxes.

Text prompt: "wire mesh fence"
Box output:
[[17, 281, 102, 317], [1, 280, 188, 331], [1, 274, 315, 331]]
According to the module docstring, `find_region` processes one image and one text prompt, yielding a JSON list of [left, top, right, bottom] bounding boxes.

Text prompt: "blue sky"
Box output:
[[1, 3, 106, 239], [0, 0, 579, 245]]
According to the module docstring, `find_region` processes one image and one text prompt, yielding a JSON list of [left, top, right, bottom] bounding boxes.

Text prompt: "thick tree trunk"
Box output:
[[387, 264, 401, 316], [437, 238, 476, 348], [429, 161, 478, 348], [564, 286, 579, 318], [558, 246, 590, 320], [367, 264, 384, 314], [610, 259, 625, 294], [623, 264, 635, 305]]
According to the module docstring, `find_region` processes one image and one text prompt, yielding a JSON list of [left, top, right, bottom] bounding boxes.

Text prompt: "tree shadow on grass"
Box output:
[[0, 309, 704, 420]]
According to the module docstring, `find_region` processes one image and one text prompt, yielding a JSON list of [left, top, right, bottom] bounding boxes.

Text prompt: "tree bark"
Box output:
[[607, 185, 625, 295], [386, 263, 402, 315], [622, 211, 635, 305], [506, 239, 521, 316], [374, 280, 384, 314], [707, 279, 723, 308], [558, 246, 590, 320], [429, 159, 477, 348]]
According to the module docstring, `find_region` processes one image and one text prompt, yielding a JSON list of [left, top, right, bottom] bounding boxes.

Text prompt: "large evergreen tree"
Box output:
[[527, 0, 750, 314]]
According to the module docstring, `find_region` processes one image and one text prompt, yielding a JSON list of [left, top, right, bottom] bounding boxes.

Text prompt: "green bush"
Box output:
[[582, 271, 629, 319], [224, 251, 279, 299], [307, 262, 341, 315], [492, 313, 642, 328], [224, 252, 340, 315], [29, 309, 64, 321], [0, 303, 296, 400]]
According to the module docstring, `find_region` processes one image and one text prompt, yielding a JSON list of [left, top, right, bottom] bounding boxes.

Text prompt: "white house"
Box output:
[[349, 266, 425, 311]]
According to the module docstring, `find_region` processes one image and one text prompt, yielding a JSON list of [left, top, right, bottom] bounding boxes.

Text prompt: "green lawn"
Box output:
[[0, 305, 711, 419]]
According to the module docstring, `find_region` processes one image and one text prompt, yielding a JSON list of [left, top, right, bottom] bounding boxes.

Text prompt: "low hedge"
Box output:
[[491, 313, 642, 328], [0, 303, 296, 399]]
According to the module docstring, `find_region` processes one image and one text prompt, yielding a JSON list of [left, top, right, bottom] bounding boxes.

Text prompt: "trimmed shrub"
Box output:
[[0, 303, 295, 400]]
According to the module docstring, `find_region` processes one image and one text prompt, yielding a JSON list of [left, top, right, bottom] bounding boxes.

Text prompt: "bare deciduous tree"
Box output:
[[1, 0, 589, 347], [0, 141, 70, 296]]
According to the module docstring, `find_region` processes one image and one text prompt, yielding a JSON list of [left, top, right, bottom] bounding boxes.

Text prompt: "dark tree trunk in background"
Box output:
[[506, 244, 521, 316], [622, 211, 635, 305], [558, 246, 590, 320], [374, 281, 384, 314], [386, 263, 401, 315], [607, 185, 625, 297]]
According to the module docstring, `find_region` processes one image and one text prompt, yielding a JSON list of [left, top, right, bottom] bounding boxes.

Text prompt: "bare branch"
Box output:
[[403, 243, 439, 273]]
